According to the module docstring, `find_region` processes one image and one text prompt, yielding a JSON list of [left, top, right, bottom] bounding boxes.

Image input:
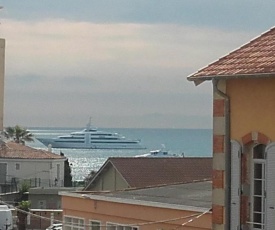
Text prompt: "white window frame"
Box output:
[[89, 220, 101, 230], [106, 222, 139, 230], [250, 144, 266, 230], [64, 215, 85, 230], [250, 159, 266, 229]]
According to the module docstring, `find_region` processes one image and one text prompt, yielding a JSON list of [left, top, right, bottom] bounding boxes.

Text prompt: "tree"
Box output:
[[60, 152, 73, 187], [17, 200, 31, 230], [4, 125, 34, 144], [17, 183, 31, 230], [84, 170, 97, 186]]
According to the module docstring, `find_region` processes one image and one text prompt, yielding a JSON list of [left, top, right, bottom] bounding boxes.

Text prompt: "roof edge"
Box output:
[[60, 191, 211, 213], [187, 27, 275, 83], [187, 72, 275, 84]]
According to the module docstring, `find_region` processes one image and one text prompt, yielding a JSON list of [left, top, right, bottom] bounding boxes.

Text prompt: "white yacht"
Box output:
[[135, 145, 181, 157], [36, 119, 145, 149]]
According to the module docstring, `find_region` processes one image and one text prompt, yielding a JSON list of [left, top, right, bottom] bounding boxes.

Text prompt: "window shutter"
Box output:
[[231, 140, 241, 230], [265, 142, 275, 230]]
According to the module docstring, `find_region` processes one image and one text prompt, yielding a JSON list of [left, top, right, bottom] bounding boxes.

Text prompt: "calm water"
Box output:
[[27, 127, 212, 181]]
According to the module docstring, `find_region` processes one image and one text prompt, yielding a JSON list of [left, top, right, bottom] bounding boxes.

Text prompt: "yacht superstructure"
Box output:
[[37, 119, 145, 149]]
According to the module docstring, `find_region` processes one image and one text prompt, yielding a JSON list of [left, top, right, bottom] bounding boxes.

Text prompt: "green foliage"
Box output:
[[84, 170, 97, 186], [4, 125, 34, 144], [73, 180, 85, 187], [60, 152, 73, 187], [64, 158, 73, 187], [18, 200, 31, 211], [19, 181, 30, 195]]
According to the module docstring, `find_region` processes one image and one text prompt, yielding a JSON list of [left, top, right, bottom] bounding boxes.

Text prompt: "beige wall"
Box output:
[[62, 195, 211, 230], [227, 78, 275, 141], [93, 166, 128, 191]]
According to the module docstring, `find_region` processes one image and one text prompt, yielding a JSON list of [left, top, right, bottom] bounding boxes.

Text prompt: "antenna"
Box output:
[[0, 6, 3, 25], [86, 117, 92, 129]]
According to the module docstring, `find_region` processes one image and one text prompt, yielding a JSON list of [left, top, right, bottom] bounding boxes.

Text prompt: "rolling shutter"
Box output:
[[231, 140, 241, 230], [265, 142, 275, 230]]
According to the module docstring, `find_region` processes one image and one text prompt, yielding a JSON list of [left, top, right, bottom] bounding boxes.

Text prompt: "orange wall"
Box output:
[[62, 195, 211, 230], [227, 78, 275, 141]]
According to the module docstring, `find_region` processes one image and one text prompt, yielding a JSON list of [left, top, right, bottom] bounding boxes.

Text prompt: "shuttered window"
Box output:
[[265, 143, 275, 230], [231, 140, 241, 230]]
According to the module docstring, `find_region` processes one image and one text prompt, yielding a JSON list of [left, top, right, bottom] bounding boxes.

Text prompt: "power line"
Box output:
[[172, 208, 211, 230], [0, 200, 211, 229]]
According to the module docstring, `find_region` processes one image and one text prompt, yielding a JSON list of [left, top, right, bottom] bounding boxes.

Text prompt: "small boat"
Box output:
[[36, 118, 146, 149], [135, 145, 180, 158]]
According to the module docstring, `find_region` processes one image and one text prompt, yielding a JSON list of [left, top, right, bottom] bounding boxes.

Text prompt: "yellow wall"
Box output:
[[62, 195, 211, 230], [227, 78, 275, 141]]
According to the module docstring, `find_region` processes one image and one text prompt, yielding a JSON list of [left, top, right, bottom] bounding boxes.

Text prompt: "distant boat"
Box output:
[[36, 118, 146, 149], [135, 145, 181, 158]]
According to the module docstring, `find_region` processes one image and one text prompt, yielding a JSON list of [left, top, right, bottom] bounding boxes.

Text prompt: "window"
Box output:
[[38, 200, 46, 209], [64, 216, 85, 230], [231, 140, 275, 230], [16, 163, 20, 170], [251, 144, 266, 230], [106, 223, 138, 230], [89, 220, 100, 230]]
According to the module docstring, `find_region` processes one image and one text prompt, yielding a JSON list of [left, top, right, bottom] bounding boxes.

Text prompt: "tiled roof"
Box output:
[[188, 27, 275, 83], [109, 157, 212, 188], [0, 141, 65, 159]]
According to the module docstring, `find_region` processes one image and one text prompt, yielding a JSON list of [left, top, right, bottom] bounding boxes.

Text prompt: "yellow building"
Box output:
[[188, 27, 275, 230]]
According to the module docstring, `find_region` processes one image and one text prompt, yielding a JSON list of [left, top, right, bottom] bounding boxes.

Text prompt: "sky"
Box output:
[[0, 1, 274, 129]]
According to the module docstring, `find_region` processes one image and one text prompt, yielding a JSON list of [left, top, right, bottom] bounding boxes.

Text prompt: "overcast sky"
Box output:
[[0, 1, 274, 128]]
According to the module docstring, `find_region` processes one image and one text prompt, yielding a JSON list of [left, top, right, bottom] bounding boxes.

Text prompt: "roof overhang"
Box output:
[[187, 72, 275, 86]]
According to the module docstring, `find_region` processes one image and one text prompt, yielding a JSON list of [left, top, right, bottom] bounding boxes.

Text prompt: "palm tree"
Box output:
[[4, 125, 34, 144]]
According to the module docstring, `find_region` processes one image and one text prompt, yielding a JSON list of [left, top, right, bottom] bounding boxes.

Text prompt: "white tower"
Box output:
[[0, 39, 5, 131]]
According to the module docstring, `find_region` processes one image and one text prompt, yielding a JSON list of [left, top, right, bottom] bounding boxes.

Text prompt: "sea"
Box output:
[[27, 127, 213, 181]]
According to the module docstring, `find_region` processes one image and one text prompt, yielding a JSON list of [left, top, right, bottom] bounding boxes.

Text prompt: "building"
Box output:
[[61, 157, 213, 229], [0, 141, 66, 192], [84, 157, 212, 191], [29, 187, 78, 209], [61, 181, 212, 230], [188, 27, 275, 230], [0, 39, 4, 131]]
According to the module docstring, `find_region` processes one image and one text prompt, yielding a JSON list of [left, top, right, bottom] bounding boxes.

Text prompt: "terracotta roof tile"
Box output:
[[0, 141, 65, 159], [188, 27, 275, 82], [109, 157, 212, 188]]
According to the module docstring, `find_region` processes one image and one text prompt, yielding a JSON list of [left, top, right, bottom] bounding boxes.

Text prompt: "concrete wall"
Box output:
[[212, 80, 226, 230], [25, 210, 62, 230], [92, 166, 128, 191]]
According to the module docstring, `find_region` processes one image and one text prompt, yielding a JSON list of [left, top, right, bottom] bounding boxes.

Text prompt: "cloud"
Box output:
[[1, 18, 258, 128]]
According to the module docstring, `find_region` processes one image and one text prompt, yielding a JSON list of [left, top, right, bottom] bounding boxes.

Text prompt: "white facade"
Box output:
[[0, 158, 65, 191]]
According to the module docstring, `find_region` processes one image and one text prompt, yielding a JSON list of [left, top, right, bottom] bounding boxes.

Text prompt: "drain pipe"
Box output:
[[213, 79, 231, 230]]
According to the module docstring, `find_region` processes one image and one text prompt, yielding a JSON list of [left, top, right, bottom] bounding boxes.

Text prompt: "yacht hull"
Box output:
[[36, 138, 146, 149], [36, 119, 146, 149]]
